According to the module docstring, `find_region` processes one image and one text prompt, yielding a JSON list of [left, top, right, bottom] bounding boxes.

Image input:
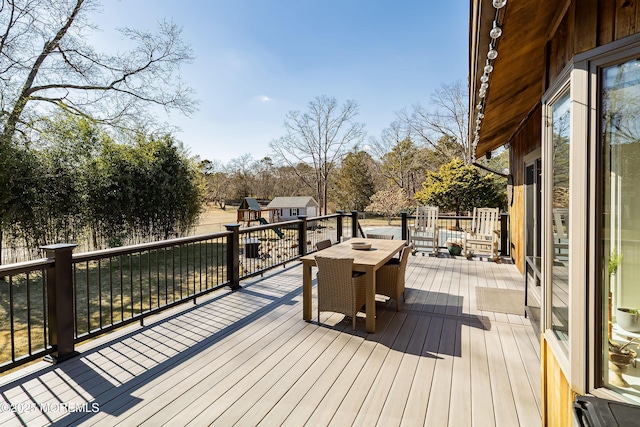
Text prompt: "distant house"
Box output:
[[266, 197, 318, 222]]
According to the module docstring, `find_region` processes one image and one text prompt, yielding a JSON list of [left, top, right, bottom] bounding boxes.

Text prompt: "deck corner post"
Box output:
[[297, 216, 308, 257], [401, 211, 409, 241], [500, 212, 510, 256], [336, 210, 344, 242], [351, 210, 358, 238], [224, 223, 242, 290], [41, 243, 78, 364]]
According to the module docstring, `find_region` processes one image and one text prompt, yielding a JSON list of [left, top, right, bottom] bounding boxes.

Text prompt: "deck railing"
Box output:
[[0, 210, 509, 373], [0, 212, 353, 372], [0, 258, 56, 371]]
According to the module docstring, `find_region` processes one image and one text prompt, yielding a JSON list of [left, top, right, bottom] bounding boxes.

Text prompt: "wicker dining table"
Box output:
[[300, 238, 406, 333]]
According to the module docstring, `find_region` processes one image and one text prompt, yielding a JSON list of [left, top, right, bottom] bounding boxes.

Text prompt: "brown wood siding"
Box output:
[[548, 0, 640, 86], [509, 105, 542, 274], [598, 0, 616, 45], [542, 336, 577, 427], [515, 0, 640, 274]]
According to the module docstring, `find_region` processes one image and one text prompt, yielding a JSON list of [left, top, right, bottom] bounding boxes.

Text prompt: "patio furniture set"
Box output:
[[301, 206, 501, 332], [409, 205, 501, 259]]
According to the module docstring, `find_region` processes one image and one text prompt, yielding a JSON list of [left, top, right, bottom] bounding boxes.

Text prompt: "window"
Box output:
[[291, 208, 299, 216], [549, 88, 571, 349], [602, 57, 640, 400]]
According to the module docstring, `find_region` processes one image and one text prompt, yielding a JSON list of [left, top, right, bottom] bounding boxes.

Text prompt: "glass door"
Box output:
[[602, 57, 640, 400]]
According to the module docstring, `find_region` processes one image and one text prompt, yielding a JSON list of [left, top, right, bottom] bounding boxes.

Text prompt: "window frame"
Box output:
[[541, 59, 590, 394], [582, 35, 640, 397]]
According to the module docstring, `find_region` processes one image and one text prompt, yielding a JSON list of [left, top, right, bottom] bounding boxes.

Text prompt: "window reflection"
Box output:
[[604, 58, 640, 401], [550, 90, 571, 347]]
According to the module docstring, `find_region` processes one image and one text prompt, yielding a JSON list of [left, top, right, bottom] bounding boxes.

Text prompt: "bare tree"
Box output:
[[200, 159, 229, 209], [226, 154, 256, 200], [270, 95, 365, 214], [365, 188, 412, 225], [0, 0, 196, 147], [402, 80, 470, 164]]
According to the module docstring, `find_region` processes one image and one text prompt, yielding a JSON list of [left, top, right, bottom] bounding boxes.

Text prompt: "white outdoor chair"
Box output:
[[462, 207, 500, 260], [552, 208, 569, 259], [408, 206, 439, 255]]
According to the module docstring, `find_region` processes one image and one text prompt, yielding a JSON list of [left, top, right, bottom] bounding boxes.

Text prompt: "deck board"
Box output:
[[0, 254, 541, 427]]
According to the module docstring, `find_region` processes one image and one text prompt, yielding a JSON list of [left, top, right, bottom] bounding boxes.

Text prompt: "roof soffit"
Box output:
[[470, 0, 563, 157]]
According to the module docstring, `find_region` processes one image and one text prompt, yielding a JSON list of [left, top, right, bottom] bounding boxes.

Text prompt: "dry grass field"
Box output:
[[192, 206, 241, 234], [192, 205, 400, 235]]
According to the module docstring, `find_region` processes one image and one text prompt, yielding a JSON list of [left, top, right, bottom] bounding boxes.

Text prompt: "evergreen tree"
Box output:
[[331, 150, 376, 212], [415, 158, 506, 218]]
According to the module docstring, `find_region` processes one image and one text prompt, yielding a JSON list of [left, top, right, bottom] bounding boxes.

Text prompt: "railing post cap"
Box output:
[[223, 223, 242, 230], [40, 243, 77, 252], [297, 215, 307, 220]]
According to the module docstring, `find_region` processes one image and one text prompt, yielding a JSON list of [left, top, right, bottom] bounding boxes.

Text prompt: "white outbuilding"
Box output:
[[266, 197, 319, 222]]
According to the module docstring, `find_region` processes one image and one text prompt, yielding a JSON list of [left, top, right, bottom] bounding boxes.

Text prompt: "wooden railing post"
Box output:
[[351, 210, 358, 238], [500, 212, 510, 256], [401, 211, 408, 241], [297, 216, 308, 257], [224, 224, 241, 290], [41, 243, 78, 364], [336, 210, 344, 242]]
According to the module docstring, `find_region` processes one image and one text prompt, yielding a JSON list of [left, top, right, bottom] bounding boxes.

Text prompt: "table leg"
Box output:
[[303, 263, 312, 322], [365, 266, 376, 333]]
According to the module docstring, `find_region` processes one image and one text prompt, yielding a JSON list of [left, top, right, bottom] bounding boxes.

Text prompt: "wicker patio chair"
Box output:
[[375, 246, 411, 311], [315, 256, 367, 330], [365, 233, 394, 240], [315, 239, 332, 251]]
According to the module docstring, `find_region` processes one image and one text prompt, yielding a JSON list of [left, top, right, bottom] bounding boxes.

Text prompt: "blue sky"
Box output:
[[95, 1, 469, 163]]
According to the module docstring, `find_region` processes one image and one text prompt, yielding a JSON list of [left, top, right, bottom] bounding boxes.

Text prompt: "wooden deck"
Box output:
[[0, 253, 541, 426]]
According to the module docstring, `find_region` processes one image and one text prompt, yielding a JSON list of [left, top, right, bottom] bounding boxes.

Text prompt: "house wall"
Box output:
[[542, 337, 576, 427], [501, 1, 640, 422], [509, 105, 542, 273], [506, 2, 640, 287], [538, 1, 640, 422], [546, 0, 640, 86], [278, 208, 303, 221], [501, 0, 640, 273]]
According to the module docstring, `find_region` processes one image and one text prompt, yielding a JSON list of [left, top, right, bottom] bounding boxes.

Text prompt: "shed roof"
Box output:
[[267, 196, 318, 209], [239, 197, 262, 211]]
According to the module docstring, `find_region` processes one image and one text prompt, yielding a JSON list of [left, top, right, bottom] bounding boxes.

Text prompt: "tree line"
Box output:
[[0, 1, 507, 263], [1, 114, 203, 261], [200, 85, 508, 223], [0, 0, 198, 262]]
